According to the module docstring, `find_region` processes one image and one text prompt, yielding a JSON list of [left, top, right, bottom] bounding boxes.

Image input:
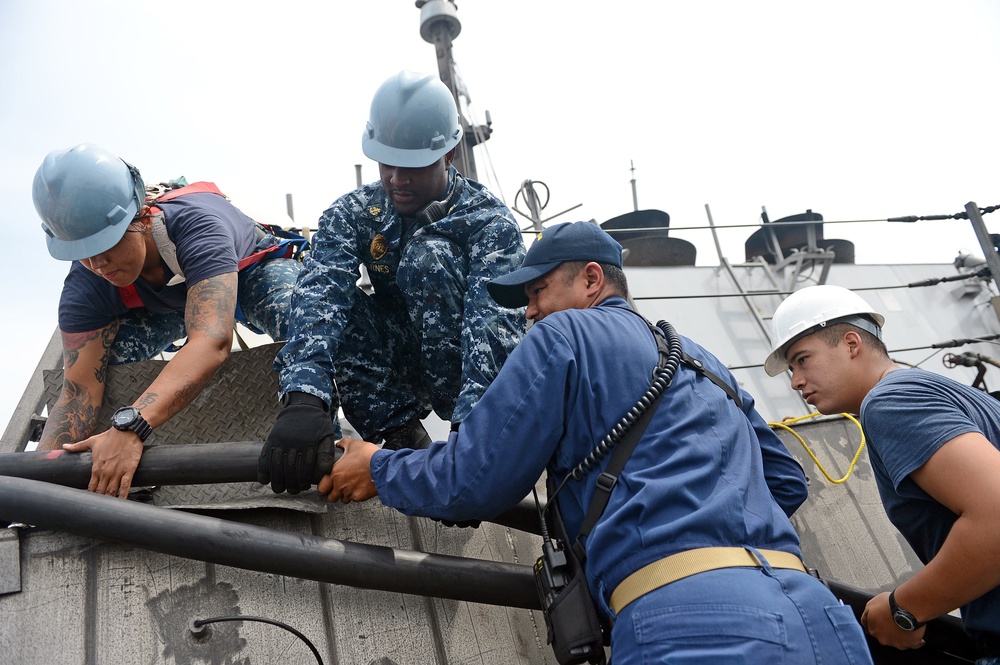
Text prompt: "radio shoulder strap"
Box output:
[[577, 323, 671, 541], [576, 316, 744, 542]]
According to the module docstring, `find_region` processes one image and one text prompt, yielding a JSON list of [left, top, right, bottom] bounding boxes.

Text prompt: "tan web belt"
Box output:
[[610, 546, 807, 614]]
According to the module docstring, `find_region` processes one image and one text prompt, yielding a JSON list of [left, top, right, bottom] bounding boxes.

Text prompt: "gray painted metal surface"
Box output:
[[0, 528, 19, 595], [776, 417, 925, 592], [1, 506, 554, 664]]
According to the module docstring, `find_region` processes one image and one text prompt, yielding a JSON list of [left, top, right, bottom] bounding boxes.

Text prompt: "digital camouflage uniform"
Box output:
[[275, 168, 526, 439]]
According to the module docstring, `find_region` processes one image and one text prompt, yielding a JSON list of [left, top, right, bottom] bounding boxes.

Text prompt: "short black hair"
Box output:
[[813, 320, 889, 357], [559, 260, 630, 298]]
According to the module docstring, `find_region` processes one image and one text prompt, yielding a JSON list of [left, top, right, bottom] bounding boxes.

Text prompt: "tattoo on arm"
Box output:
[[62, 329, 100, 369], [94, 324, 117, 384], [168, 379, 206, 418], [62, 321, 119, 383], [44, 322, 120, 448], [186, 274, 238, 341], [134, 393, 158, 411], [41, 379, 99, 447]]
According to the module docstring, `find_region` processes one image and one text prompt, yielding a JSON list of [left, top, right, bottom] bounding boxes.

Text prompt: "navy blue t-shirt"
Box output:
[[58, 192, 257, 333], [862, 368, 1000, 637]]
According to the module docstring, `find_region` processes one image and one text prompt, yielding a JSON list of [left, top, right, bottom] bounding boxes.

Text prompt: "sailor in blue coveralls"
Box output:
[[32, 143, 302, 500], [323, 222, 873, 664], [258, 71, 526, 495]]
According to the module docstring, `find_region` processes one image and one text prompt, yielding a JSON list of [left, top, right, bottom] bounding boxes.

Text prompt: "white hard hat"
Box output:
[[764, 284, 885, 376]]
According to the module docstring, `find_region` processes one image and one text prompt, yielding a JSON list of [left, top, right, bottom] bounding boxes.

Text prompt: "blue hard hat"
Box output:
[[362, 71, 463, 168], [33, 143, 145, 261]]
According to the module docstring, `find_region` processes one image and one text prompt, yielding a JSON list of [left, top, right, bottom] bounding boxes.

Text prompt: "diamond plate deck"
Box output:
[[43, 343, 284, 446], [42, 342, 323, 512]]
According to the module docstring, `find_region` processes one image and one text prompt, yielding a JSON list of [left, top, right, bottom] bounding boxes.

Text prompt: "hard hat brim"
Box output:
[[44, 211, 135, 261], [362, 133, 454, 169], [764, 349, 790, 377]]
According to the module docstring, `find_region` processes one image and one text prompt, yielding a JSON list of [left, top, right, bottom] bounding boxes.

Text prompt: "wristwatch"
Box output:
[[889, 589, 924, 631], [110, 406, 153, 443]]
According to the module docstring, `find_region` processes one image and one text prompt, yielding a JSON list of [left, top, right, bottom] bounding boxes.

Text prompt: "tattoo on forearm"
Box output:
[[134, 393, 158, 411], [167, 379, 206, 418], [61, 321, 119, 384], [94, 324, 118, 384], [40, 379, 99, 448], [62, 330, 102, 369]]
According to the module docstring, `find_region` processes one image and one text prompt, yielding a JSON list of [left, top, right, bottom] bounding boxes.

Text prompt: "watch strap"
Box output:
[[889, 589, 924, 630], [131, 414, 153, 443]]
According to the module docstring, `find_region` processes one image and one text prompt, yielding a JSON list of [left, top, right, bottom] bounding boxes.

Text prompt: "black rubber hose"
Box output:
[[0, 442, 263, 488], [0, 444, 543, 535], [0, 475, 540, 610]]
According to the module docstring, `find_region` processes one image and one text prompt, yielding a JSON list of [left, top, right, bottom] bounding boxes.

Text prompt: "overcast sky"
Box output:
[[1, 0, 998, 432]]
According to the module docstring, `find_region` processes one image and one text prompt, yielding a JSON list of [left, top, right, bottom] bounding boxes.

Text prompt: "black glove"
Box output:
[[259, 392, 337, 494], [434, 517, 482, 529]]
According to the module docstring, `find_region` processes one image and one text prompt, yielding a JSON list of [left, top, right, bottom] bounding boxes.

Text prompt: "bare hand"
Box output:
[[319, 437, 380, 504], [861, 591, 926, 650], [63, 428, 143, 499]]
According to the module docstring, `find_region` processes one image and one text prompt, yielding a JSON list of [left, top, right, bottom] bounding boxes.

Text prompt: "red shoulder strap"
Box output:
[[148, 182, 226, 215], [118, 285, 144, 309], [153, 181, 226, 203]]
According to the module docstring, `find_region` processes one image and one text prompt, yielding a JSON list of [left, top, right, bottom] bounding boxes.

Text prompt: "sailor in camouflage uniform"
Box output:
[[259, 71, 526, 495]]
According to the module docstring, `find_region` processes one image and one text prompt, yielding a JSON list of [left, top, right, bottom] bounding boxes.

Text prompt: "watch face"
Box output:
[[113, 407, 138, 427], [111, 406, 151, 442], [893, 610, 918, 631]]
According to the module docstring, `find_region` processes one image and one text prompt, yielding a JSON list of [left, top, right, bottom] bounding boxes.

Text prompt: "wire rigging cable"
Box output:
[[634, 267, 994, 302]]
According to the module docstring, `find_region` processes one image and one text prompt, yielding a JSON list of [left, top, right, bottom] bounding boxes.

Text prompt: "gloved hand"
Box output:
[[259, 392, 337, 494], [433, 517, 482, 529]]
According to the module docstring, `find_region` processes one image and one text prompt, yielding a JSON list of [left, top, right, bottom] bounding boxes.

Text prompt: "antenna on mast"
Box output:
[[630, 160, 639, 212]]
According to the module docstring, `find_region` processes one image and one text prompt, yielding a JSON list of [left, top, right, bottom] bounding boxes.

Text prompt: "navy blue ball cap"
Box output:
[[487, 222, 623, 308]]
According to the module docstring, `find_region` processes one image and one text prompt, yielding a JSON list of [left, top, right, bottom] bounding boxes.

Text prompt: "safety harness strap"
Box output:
[[119, 183, 306, 311], [117, 284, 144, 309], [151, 181, 227, 204]]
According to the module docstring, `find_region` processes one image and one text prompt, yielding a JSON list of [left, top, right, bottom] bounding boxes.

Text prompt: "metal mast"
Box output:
[[416, 0, 492, 181]]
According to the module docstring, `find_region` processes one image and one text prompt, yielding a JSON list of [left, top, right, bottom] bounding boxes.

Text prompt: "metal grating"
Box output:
[[42, 343, 284, 445], [42, 342, 322, 512]]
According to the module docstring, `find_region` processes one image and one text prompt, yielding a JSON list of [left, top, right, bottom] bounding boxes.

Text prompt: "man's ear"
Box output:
[[583, 262, 604, 293], [844, 330, 862, 358]]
